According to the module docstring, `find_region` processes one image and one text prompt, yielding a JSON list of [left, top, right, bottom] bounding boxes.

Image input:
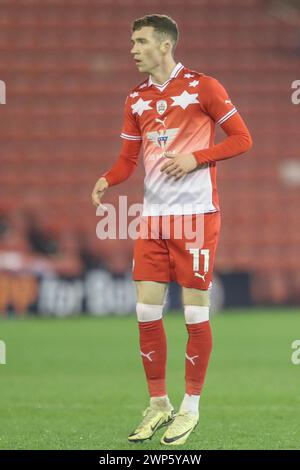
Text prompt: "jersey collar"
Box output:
[[148, 62, 184, 90]]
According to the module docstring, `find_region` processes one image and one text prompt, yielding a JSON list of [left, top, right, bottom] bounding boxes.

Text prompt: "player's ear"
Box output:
[[162, 40, 172, 54]]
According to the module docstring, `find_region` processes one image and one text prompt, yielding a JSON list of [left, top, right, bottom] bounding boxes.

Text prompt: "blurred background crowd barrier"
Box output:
[[0, 0, 299, 315]]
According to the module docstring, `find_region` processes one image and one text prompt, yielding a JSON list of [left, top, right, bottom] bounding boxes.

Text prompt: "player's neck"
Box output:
[[149, 59, 177, 85]]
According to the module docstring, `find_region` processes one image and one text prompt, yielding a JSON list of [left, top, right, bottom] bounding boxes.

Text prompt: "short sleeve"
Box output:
[[120, 96, 142, 141], [200, 77, 237, 126]]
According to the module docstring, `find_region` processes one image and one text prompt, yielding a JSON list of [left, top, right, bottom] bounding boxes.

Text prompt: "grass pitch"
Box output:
[[0, 309, 299, 450]]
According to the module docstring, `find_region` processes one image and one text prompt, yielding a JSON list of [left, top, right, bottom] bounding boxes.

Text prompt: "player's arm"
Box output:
[[160, 77, 252, 179], [91, 139, 141, 207], [192, 111, 252, 165], [91, 95, 142, 207]]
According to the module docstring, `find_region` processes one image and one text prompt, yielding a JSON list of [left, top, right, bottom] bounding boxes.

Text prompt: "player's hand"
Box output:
[[160, 152, 198, 180], [91, 177, 108, 207]]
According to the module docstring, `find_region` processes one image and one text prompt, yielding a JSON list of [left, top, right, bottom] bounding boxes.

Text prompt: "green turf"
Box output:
[[0, 309, 299, 450]]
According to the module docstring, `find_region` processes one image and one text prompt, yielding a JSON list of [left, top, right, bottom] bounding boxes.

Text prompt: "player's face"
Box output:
[[130, 27, 165, 74]]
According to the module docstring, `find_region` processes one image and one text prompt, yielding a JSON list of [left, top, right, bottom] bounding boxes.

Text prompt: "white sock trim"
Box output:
[[184, 305, 209, 324], [150, 395, 173, 410], [179, 393, 200, 415], [136, 303, 163, 322]]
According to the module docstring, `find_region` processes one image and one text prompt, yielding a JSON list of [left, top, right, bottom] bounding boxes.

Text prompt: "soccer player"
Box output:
[[91, 15, 252, 446]]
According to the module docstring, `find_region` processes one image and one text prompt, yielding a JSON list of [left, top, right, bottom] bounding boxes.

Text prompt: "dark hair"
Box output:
[[132, 14, 179, 54]]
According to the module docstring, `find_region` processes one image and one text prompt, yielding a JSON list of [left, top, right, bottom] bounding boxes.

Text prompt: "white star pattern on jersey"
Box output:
[[189, 80, 199, 88], [130, 91, 139, 98], [171, 90, 199, 110], [139, 83, 148, 89], [184, 73, 194, 78], [131, 98, 153, 116]]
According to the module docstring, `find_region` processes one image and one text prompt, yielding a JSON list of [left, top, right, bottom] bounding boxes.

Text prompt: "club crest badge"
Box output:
[[156, 100, 167, 115]]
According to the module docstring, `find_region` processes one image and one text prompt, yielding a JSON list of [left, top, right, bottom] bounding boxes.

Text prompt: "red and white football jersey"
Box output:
[[120, 62, 238, 216]]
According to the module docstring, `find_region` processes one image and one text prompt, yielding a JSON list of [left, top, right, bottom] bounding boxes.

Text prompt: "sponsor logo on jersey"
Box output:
[[147, 128, 179, 149]]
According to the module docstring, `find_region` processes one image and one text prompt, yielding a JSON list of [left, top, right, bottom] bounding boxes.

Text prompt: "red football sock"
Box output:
[[185, 321, 213, 395], [138, 319, 167, 397]]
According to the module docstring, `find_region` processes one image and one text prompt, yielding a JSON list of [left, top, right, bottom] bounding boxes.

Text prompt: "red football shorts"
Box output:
[[133, 212, 221, 290]]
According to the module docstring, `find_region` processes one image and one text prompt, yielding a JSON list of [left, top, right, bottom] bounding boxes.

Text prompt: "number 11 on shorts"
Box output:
[[188, 248, 210, 274]]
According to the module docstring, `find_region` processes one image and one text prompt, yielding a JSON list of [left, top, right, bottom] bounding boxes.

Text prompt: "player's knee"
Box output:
[[136, 293, 161, 304], [135, 281, 167, 305], [184, 305, 209, 324], [136, 303, 163, 322], [182, 287, 210, 307]]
